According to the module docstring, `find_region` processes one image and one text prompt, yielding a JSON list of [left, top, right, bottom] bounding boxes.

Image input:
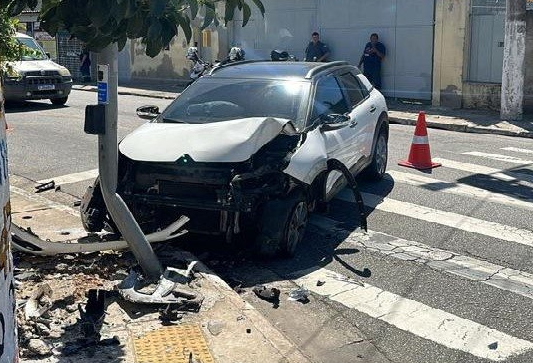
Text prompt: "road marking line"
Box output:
[[336, 190, 533, 248], [502, 147, 533, 155], [290, 267, 533, 361], [309, 215, 533, 300], [432, 158, 533, 186], [387, 170, 533, 211], [462, 152, 533, 165], [37, 169, 98, 185]]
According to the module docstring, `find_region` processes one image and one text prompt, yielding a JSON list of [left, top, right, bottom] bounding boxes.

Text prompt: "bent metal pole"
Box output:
[[97, 43, 162, 280]]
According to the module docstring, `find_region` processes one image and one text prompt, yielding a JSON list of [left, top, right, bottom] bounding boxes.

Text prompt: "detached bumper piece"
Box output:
[[11, 216, 189, 255]]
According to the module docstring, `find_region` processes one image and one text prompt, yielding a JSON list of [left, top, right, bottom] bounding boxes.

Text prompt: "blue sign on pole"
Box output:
[[97, 82, 108, 104], [97, 64, 109, 105]]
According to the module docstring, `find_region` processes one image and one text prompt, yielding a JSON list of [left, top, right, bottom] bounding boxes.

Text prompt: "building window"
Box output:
[[468, 0, 506, 83]]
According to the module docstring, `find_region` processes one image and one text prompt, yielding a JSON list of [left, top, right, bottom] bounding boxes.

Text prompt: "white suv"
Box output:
[[81, 61, 389, 257]]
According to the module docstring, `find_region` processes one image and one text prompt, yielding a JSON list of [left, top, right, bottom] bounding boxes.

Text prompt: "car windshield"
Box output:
[[160, 77, 311, 130], [16, 37, 48, 61]]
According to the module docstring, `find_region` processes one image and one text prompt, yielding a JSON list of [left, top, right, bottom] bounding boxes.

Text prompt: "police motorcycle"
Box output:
[[270, 49, 298, 61], [186, 46, 245, 86]]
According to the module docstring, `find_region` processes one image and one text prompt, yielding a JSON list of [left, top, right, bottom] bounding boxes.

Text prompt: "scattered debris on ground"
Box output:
[[34, 181, 55, 193], [288, 288, 310, 304], [13, 242, 210, 362], [252, 285, 281, 308]]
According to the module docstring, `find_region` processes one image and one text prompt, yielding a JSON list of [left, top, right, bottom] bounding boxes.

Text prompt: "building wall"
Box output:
[[128, 6, 230, 84], [525, 10, 533, 112], [432, 0, 470, 108], [463, 9, 532, 111]]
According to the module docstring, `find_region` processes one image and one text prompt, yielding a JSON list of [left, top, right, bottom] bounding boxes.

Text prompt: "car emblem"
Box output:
[[41, 70, 46, 75]]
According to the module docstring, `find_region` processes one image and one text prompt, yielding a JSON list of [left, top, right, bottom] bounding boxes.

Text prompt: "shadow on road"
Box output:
[[4, 100, 68, 113], [173, 175, 395, 289]]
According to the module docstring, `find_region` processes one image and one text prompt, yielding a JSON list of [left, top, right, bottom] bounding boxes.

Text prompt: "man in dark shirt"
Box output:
[[305, 32, 330, 62], [358, 33, 386, 90]]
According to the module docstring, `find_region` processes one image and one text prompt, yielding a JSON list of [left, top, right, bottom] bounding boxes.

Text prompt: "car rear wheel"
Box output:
[[254, 190, 309, 258], [362, 125, 388, 181], [50, 97, 68, 105]]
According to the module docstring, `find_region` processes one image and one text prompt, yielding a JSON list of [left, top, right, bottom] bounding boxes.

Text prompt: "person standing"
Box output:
[[304, 32, 330, 62], [358, 33, 386, 90], [79, 47, 91, 83]]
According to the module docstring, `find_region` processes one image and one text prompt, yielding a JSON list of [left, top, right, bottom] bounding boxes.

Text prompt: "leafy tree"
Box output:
[[5, 0, 265, 57]]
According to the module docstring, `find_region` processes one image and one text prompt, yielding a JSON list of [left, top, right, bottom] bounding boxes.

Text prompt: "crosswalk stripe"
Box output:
[[462, 152, 533, 165], [309, 215, 533, 300], [37, 169, 98, 185], [290, 267, 533, 361], [387, 170, 533, 211], [502, 147, 533, 155], [432, 158, 533, 186], [336, 190, 533, 248]]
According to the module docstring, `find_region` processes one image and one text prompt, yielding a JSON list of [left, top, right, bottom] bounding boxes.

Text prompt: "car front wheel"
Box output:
[[254, 190, 309, 258]]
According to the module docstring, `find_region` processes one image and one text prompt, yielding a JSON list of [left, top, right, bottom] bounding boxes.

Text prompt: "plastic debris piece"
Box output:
[[288, 288, 310, 303], [35, 181, 55, 193]]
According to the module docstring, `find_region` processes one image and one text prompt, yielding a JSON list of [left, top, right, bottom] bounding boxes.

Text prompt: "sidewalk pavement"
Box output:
[[73, 81, 533, 139], [11, 176, 311, 363], [387, 100, 533, 139]]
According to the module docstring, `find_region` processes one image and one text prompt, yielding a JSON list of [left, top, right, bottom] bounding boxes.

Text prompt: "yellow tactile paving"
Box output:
[[133, 324, 215, 363]]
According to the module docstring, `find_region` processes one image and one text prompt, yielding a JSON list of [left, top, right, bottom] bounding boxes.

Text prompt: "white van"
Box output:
[[2, 33, 72, 105]]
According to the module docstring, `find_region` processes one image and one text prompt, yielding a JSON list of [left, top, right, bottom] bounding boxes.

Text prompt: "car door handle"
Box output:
[[369, 105, 377, 113]]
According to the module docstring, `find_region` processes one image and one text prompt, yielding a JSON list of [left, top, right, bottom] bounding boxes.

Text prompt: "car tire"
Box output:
[[362, 124, 388, 181], [50, 97, 68, 106], [80, 177, 118, 234], [254, 190, 309, 258]]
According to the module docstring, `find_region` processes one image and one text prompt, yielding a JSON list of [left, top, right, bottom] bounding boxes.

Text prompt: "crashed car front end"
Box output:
[[115, 117, 307, 236]]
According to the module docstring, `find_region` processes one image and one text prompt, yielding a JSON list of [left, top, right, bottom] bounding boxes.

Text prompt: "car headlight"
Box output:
[[58, 67, 71, 77], [5, 68, 22, 80]]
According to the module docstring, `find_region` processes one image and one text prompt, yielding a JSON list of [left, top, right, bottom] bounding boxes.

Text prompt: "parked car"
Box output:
[[81, 61, 388, 256], [1, 33, 72, 105]]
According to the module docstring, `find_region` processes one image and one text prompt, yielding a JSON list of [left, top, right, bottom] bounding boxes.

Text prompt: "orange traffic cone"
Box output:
[[398, 112, 441, 170]]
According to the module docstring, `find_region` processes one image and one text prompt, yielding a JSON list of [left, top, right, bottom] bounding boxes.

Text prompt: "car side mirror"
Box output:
[[136, 105, 160, 119], [46, 52, 51, 59], [320, 113, 350, 131]]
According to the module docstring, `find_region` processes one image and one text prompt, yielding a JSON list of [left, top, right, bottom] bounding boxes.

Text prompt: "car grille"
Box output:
[[26, 77, 61, 85], [25, 70, 60, 77]]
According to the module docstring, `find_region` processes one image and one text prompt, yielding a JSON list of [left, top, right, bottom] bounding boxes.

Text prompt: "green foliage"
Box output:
[[5, 0, 265, 58], [0, 8, 23, 75]]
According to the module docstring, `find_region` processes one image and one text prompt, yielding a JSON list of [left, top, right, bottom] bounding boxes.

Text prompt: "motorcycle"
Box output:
[[270, 49, 298, 61], [186, 46, 246, 87]]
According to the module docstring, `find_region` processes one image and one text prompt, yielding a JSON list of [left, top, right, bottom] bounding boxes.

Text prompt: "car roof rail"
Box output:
[[209, 59, 272, 74], [304, 61, 350, 79]]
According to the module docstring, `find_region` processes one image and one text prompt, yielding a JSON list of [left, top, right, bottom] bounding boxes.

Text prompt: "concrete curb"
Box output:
[[72, 85, 178, 100], [389, 115, 533, 139]]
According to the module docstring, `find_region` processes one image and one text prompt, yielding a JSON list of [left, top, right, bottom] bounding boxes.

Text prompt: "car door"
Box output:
[[337, 72, 372, 166], [311, 74, 353, 169]]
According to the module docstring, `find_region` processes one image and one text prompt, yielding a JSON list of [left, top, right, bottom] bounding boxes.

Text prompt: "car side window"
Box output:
[[311, 76, 350, 121], [339, 73, 367, 108]]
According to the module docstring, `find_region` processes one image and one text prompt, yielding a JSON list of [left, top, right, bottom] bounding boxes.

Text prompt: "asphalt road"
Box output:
[[6, 90, 533, 363]]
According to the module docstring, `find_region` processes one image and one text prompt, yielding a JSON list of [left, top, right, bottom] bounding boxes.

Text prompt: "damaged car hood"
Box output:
[[119, 117, 294, 163]]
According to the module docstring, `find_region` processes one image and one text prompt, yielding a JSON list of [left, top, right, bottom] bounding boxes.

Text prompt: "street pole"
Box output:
[[501, 0, 527, 121], [97, 43, 163, 280]]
